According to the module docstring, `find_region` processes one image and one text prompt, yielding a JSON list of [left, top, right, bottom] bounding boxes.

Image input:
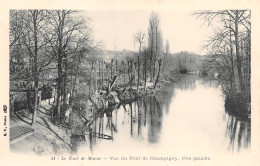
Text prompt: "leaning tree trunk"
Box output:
[[107, 75, 117, 94], [154, 59, 162, 89]]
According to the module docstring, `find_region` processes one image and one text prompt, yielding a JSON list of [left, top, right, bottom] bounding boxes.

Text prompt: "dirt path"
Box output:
[[10, 108, 72, 156]]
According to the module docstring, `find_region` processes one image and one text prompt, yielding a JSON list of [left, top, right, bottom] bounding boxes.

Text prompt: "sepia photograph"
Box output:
[[1, 0, 260, 166]]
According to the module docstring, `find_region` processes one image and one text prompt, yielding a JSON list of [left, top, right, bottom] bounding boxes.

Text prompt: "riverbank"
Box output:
[[201, 74, 251, 120], [9, 72, 182, 155], [85, 72, 179, 107], [10, 74, 251, 155]]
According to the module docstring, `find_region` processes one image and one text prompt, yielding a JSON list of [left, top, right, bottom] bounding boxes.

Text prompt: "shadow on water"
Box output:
[[71, 75, 250, 154]]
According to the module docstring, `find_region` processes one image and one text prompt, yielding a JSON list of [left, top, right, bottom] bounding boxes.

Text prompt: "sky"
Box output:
[[85, 10, 214, 55]]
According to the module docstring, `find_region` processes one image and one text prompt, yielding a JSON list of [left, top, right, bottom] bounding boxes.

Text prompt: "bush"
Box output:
[[224, 95, 250, 119], [179, 68, 188, 74], [41, 85, 53, 100]]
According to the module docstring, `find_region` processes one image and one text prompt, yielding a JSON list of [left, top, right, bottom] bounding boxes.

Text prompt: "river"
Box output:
[[73, 75, 251, 155]]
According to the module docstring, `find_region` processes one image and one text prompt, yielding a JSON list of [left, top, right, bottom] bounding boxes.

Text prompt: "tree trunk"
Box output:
[[134, 62, 138, 84], [115, 60, 118, 76], [63, 51, 68, 111], [229, 26, 235, 89], [124, 64, 126, 84], [153, 60, 156, 81], [69, 55, 81, 105], [101, 60, 104, 86], [111, 60, 113, 79], [27, 84, 32, 112], [234, 11, 244, 93], [150, 55, 153, 81], [94, 61, 97, 93], [32, 10, 38, 127], [130, 61, 133, 100], [56, 11, 66, 121], [99, 59, 101, 89], [128, 60, 130, 81], [137, 55, 140, 92], [89, 61, 94, 93], [144, 59, 147, 91], [56, 55, 62, 118], [247, 32, 251, 102]]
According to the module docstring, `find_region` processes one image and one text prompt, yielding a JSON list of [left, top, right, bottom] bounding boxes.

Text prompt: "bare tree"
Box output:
[[194, 10, 251, 115], [194, 10, 251, 93], [46, 10, 92, 120], [9, 10, 26, 48], [17, 10, 50, 126]]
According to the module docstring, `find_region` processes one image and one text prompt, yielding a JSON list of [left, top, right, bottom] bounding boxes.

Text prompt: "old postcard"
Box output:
[[1, 0, 260, 166]]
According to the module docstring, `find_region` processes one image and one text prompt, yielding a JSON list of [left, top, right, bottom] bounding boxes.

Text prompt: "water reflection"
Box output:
[[73, 75, 250, 154], [174, 75, 196, 91], [225, 114, 251, 152]]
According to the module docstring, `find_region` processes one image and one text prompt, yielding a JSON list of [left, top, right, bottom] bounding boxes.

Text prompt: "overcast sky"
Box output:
[[85, 10, 214, 55]]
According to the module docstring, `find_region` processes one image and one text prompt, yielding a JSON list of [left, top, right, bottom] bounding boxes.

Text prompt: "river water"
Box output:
[[74, 75, 251, 155]]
